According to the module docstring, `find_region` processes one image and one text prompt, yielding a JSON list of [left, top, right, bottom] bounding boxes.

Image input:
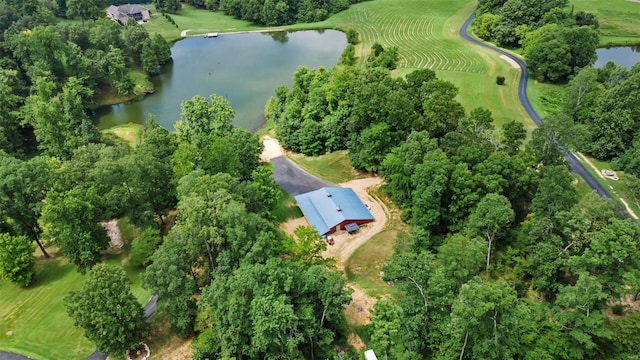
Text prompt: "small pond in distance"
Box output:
[[595, 46, 640, 69], [95, 30, 346, 132]]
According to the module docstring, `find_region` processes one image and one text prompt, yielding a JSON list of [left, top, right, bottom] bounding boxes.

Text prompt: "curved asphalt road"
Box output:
[[460, 13, 613, 200]]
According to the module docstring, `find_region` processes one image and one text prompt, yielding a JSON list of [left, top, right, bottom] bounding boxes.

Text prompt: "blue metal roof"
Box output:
[[294, 187, 374, 235]]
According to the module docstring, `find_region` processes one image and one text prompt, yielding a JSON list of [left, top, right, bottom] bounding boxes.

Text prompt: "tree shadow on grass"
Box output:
[[28, 255, 77, 288]]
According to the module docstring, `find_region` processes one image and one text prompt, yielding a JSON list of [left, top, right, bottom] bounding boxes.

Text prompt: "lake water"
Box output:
[[95, 30, 346, 132], [595, 46, 640, 69]]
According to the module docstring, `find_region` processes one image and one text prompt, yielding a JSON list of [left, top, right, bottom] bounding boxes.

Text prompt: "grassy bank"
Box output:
[[94, 68, 153, 107], [102, 123, 145, 147], [287, 151, 367, 184], [575, 153, 640, 218], [572, 0, 640, 46], [143, 4, 262, 42], [0, 220, 151, 360]]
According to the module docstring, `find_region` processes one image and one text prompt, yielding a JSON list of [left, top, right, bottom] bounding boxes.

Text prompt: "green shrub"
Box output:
[[129, 228, 162, 267]]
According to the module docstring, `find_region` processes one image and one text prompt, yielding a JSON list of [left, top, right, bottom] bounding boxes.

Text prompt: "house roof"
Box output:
[[294, 187, 374, 235], [106, 4, 149, 23]]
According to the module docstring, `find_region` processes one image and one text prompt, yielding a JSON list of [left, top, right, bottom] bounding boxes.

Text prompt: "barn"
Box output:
[[294, 187, 374, 236]]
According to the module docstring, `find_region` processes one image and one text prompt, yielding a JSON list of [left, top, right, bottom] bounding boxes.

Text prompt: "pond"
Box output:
[[595, 46, 640, 69], [95, 30, 346, 132]]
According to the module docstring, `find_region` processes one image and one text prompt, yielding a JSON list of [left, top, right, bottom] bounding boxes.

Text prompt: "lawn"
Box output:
[[345, 230, 399, 298], [143, 4, 263, 42], [0, 220, 151, 360], [571, 0, 640, 46], [287, 150, 367, 184], [272, 187, 303, 224], [526, 79, 565, 120], [575, 153, 640, 218], [102, 123, 145, 147]]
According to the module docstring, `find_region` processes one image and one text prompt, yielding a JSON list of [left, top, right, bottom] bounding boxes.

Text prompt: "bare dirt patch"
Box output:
[[278, 217, 310, 234], [101, 219, 123, 254], [344, 284, 377, 350], [500, 54, 520, 69], [260, 135, 284, 161]]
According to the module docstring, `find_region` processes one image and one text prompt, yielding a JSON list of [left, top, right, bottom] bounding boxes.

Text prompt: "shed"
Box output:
[[294, 187, 374, 235], [364, 350, 378, 360]]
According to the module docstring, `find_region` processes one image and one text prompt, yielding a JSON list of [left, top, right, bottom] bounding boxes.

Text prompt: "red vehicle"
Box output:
[[326, 236, 335, 246]]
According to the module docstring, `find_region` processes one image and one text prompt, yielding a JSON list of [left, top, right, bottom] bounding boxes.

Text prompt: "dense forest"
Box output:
[[218, 0, 361, 26], [152, 0, 361, 26], [268, 41, 640, 360], [474, 0, 599, 81], [0, 0, 171, 156]]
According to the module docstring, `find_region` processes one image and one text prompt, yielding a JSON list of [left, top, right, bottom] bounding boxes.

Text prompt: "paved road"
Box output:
[[271, 155, 336, 196], [459, 13, 613, 200], [0, 352, 33, 360]]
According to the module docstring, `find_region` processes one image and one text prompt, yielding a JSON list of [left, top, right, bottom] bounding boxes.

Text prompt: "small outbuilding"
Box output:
[[106, 4, 150, 25], [364, 350, 378, 360], [294, 187, 374, 235]]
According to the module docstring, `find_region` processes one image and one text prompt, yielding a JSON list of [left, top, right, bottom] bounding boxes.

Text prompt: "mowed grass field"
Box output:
[[0, 226, 151, 360], [143, 4, 262, 42], [299, 0, 532, 129], [571, 0, 640, 46]]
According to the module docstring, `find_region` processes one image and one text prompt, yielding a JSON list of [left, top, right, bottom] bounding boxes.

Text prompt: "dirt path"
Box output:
[[261, 135, 283, 160], [577, 152, 606, 180]]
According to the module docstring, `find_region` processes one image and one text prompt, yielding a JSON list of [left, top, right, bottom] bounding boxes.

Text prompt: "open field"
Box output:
[[303, 0, 532, 128], [102, 123, 145, 147], [143, 4, 262, 42], [345, 230, 402, 298], [287, 150, 368, 184], [0, 220, 151, 360], [572, 0, 640, 46]]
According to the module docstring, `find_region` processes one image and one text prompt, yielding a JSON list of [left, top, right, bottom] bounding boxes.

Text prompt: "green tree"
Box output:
[[467, 193, 514, 270], [370, 300, 414, 359], [143, 234, 196, 337], [286, 225, 334, 267], [0, 156, 51, 257], [0, 233, 35, 287], [475, 12, 499, 40], [65, 264, 149, 356], [141, 40, 160, 75], [195, 258, 350, 359], [530, 165, 578, 218], [152, 33, 172, 65], [444, 277, 526, 360], [129, 228, 162, 267], [553, 272, 611, 358], [41, 187, 110, 273], [501, 120, 526, 154], [0, 68, 24, 154], [66, 0, 104, 24], [105, 45, 134, 95]]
